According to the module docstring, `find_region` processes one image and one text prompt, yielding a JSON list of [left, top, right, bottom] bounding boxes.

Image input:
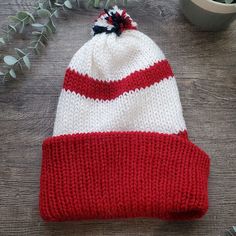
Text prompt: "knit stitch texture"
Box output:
[[40, 132, 209, 221]]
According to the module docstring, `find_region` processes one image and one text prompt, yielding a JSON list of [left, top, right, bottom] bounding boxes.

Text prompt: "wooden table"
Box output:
[[0, 0, 235, 235]]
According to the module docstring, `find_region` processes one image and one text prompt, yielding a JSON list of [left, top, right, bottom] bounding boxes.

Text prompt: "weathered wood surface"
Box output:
[[0, 0, 235, 235]]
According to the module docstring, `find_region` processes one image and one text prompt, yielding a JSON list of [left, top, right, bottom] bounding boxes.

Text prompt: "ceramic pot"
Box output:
[[180, 0, 236, 31]]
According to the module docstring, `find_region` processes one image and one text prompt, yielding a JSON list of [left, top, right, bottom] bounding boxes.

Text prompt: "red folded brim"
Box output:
[[40, 131, 210, 221]]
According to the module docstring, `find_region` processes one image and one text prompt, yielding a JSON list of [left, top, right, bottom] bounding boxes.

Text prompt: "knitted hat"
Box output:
[[40, 6, 210, 222]]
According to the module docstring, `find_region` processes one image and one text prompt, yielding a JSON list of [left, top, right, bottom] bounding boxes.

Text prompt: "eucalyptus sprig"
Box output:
[[0, 11, 35, 46], [0, 0, 128, 82], [0, 48, 31, 80], [0, 0, 74, 81], [29, 0, 79, 54], [223, 226, 236, 236]]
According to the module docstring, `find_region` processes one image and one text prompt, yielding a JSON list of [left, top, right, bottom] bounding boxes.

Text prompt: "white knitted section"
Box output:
[[53, 77, 186, 136], [68, 30, 165, 82]]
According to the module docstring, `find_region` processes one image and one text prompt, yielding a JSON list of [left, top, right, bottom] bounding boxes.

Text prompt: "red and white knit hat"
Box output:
[[40, 6, 210, 221]]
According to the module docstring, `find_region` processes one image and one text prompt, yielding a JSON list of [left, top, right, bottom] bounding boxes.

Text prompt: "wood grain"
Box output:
[[0, 0, 236, 235]]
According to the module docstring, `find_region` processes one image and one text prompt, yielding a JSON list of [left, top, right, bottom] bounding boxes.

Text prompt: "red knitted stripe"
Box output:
[[63, 60, 174, 100], [40, 131, 210, 221]]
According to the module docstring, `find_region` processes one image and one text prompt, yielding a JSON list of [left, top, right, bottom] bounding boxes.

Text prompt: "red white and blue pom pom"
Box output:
[[92, 6, 137, 37]]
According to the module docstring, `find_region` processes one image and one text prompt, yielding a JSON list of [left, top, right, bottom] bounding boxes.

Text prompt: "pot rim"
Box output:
[[191, 0, 236, 14]]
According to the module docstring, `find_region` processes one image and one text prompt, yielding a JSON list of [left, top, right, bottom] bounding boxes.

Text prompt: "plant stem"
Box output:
[[1, 15, 32, 43]]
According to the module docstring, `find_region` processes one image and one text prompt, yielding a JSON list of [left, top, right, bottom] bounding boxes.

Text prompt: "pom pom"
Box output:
[[92, 6, 137, 37]]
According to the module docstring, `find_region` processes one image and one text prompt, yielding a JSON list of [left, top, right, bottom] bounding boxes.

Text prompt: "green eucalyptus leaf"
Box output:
[[8, 16, 21, 22], [225, 0, 234, 3], [48, 0, 52, 9], [32, 23, 44, 28], [37, 9, 51, 18], [17, 11, 28, 20], [25, 11, 35, 21], [0, 37, 5, 44], [8, 24, 17, 32], [15, 48, 26, 57], [19, 22, 25, 33], [233, 226, 236, 232], [45, 24, 53, 34], [64, 0, 73, 9], [18, 62, 23, 72], [23, 55, 31, 69], [87, 0, 93, 7], [32, 31, 42, 35], [94, 0, 100, 8], [38, 2, 44, 9], [54, 3, 63, 6], [9, 69, 16, 78], [4, 55, 18, 65], [54, 9, 59, 18], [105, 0, 111, 8], [48, 18, 56, 33]]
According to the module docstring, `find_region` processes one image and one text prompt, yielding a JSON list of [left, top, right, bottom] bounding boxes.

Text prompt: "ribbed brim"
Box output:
[[40, 132, 210, 221]]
